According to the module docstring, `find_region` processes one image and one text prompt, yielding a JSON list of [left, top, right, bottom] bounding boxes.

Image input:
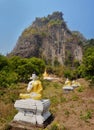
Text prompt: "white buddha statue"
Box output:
[[19, 73, 43, 100]]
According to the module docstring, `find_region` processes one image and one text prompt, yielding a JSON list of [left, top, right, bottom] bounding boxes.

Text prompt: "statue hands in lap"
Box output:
[[20, 73, 43, 100]]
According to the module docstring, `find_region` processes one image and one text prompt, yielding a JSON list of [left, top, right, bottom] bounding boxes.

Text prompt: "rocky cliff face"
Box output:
[[8, 12, 86, 65]]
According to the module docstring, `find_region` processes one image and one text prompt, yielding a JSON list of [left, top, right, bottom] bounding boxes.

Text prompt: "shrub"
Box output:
[[0, 71, 18, 88], [80, 110, 92, 122]]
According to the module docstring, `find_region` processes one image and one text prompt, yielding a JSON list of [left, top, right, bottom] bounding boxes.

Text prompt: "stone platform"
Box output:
[[9, 114, 53, 130], [63, 86, 74, 93], [10, 98, 51, 129]]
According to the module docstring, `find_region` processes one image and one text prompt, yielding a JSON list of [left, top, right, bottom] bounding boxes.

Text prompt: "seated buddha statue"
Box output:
[[19, 73, 43, 100], [63, 78, 73, 92], [43, 69, 49, 78], [72, 80, 80, 88], [64, 78, 71, 86]]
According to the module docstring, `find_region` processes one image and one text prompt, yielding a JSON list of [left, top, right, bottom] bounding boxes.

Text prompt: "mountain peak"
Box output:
[[32, 11, 64, 27], [8, 11, 84, 66]]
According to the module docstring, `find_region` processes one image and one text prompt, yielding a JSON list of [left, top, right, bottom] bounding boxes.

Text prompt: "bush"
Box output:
[[0, 56, 46, 84], [0, 71, 18, 88]]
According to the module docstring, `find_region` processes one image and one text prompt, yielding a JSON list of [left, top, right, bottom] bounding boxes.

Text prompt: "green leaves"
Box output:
[[79, 42, 94, 83], [0, 55, 45, 87], [0, 70, 18, 88], [0, 55, 9, 70]]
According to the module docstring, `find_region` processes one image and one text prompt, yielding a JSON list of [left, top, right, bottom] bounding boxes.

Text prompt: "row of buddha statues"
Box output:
[[19, 70, 81, 100], [63, 78, 80, 92], [12, 70, 80, 128]]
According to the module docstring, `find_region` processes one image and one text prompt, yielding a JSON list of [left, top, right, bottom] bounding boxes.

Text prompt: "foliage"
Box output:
[[22, 27, 39, 37], [0, 55, 45, 87], [80, 110, 92, 122], [77, 86, 84, 92], [53, 57, 60, 67], [63, 68, 72, 79], [0, 70, 18, 88], [50, 122, 60, 130], [48, 19, 62, 27], [79, 46, 94, 83], [73, 59, 80, 68], [0, 55, 9, 70], [64, 50, 73, 67]]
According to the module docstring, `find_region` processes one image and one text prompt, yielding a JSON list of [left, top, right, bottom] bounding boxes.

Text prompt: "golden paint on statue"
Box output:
[[43, 69, 49, 78], [20, 74, 43, 100], [64, 78, 71, 86]]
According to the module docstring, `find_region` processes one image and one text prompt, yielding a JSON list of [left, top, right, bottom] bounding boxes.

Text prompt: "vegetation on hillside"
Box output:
[[0, 78, 94, 130], [79, 39, 94, 83], [0, 56, 45, 88], [0, 38, 94, 129], [0, 39, 94, 88]]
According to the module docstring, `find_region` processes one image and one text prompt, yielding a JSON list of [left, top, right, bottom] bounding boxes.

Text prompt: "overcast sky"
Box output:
[[0, 0, 94, 55]]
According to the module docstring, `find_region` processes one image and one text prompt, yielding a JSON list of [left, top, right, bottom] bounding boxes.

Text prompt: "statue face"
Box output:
[[32, 74, 37, 80]]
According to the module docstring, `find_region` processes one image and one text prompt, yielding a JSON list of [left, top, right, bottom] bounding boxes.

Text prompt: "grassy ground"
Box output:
[[0, 78, 94, 130]]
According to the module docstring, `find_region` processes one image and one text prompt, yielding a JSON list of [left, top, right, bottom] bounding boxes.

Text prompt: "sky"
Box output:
[[0, 0, 94, 55]]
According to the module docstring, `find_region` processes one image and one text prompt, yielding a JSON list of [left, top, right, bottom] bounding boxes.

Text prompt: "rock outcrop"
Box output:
[[8, 11, 86, 65]]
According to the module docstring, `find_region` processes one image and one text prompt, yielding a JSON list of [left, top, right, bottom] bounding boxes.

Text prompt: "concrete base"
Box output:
[[13, 99, 51, 126], [63, 86, 74, 93], [9, 114, 53, 130]]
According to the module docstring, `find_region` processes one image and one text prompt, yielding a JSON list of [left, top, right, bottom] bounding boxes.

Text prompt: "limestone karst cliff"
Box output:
[[8, 11, 86, 65]]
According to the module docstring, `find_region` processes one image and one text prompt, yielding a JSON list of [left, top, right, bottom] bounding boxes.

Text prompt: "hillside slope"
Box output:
[[0, 78, 94, 130]]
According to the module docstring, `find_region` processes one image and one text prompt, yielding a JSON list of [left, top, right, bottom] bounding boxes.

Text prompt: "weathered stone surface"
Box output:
[[8, 11, 86, 65]]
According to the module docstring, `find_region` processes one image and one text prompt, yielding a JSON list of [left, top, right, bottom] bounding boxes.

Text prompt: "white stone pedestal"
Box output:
[[13, 99, 51, 125], [63, 86, 74, 93]]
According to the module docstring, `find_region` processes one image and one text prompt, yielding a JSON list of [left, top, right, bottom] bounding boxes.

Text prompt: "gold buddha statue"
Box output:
[[19, 73, 43, 100], [43, 69, 49, 78], [64, 78, 71, 86]]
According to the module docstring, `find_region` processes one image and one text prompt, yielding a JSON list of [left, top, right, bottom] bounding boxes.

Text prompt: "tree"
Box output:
[[80, 47, 94, 82], [0, 54, 9, 70], [0, 55, 46, 87]]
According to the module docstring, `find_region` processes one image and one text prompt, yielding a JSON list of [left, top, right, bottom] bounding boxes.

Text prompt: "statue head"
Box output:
[[65, 78, 71, 85], [30, 73, 38, 80]]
